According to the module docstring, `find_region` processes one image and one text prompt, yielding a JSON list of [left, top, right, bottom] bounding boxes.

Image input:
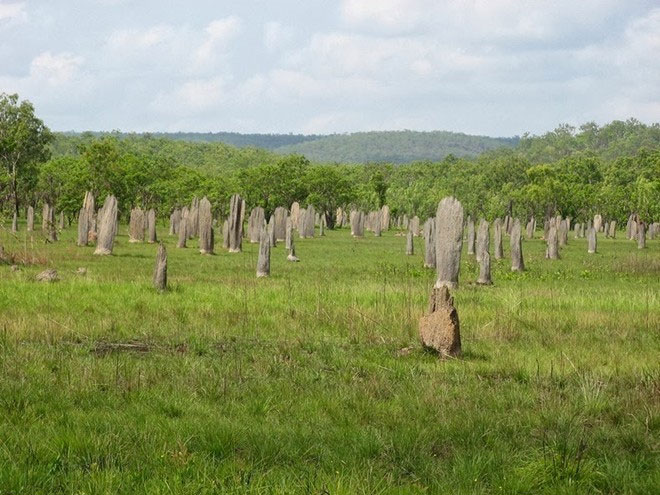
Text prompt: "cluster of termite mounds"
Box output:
[[8, 189, 658, 360]]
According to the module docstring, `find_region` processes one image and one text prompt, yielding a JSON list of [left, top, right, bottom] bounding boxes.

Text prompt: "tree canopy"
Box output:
[[2, 98, 658, 226], [0, 93, 53, 214]]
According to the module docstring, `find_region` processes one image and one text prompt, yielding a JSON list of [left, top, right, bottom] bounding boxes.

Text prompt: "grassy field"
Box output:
[[0, 222, 658, 494]]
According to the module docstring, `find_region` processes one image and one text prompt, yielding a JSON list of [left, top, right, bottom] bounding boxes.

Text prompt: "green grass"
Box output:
[[0, 223, 658, 494]]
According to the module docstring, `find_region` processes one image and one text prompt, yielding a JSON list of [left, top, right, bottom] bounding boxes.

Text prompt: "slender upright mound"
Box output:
[[593, 214, 603, 232], [198, 197, 214, 254], [187, 197, 199, 239], [274, 207, 288, 241], [77, 207, 88, 246], [405, 230, 414, 255], [466, 216, 475, 255], [434, 197, 464, 289], [248, 207, 265, 243], [300, 206, 315, 238], [47, 206, 57, 242], [559, 219, 568, 246], [409, 216, 420, 237], [608, 220, 617, 239], [285, 217, 293, 250], [546, 221, 560, 260], [129, 207, 145, 243], [153, 242, 167, 291], [373, 211, 382, 237], [381, 205, 390, 231], [630, 219, 638, 241], [419, 286, 461, 357], [42, 203, 49, 231], [27, 206, 34, 232], [587, 226, 597, 254], [319, 214, 326, 236], [336, 207, 345, 228], [256, 228, 270, 278], [423, 218, 436, 268], [221, 219, 229, 249], [351, 210, 365, 237], [526, 217, 534, 239], [476, 219, 489, 263], [510, 218, 524, 272], [477, 251, 492, 285], [290, 202, 301, 230], [494, 218, 503, 260], [268, 216, 277, 247], [177, 209, 188, 248], [169, 209, 180, 236], [228, 194, 244, 252], [83, 191, 95, 239], [637, 222, 646, 249], [626, 214, 634, 239], [146, 209, 157, 243], [94, 195, 118, 255]]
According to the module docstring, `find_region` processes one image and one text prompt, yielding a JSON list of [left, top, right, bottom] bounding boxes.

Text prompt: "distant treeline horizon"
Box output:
[[55, 129, 520, 163], [28, 118, 657, 229]]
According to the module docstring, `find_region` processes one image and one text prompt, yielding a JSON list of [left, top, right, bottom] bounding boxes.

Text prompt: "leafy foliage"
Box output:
[[2, 96, 659, 227], [0, 93, 53, 213]]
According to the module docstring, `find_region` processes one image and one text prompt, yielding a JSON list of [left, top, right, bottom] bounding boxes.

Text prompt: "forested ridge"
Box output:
[[57, 129, 518, 163], [57, 131, 322, 151], [274, 130, 518, 163]]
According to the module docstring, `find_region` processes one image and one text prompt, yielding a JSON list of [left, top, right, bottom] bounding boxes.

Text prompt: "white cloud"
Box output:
[[104, 18, 242, 75], [284, 32, 490, 89], [30, 51, 84, 85], [341, 0, 637, 46], [97, 0, 133, 5], [0, 1, 27, 24], [341, 0, 430, 33], [580, 8, 660, 122], [107, 25, 174, 50], [195, 16, 242, 66], [264, 21, 293, 52], [252, 68, 384, 103], [235, 74, 268, 104], [0, 1, 657, 134], [151, 76, 227, 115]]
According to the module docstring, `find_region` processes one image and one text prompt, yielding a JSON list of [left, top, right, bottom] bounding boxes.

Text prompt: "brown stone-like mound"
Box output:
[[36, 269, 58, 282], [419, 286, 461, 357]]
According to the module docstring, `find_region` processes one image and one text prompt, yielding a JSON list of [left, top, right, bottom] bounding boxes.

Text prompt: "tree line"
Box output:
[[1, 93, 659, 228]]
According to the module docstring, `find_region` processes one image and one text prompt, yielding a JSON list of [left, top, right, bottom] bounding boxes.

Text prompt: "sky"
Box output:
[[0, 0, 659, 136]]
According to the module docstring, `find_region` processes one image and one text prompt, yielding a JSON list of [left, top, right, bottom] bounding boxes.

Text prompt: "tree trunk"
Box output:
[[326, 209, 336, 229], [12, 163, 19, 218]]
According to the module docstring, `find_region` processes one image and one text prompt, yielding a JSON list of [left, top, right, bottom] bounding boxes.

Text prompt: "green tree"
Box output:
[[238, 155, 309, 216], [305, 165, 354, 227], [37, 156, 89, 217], [0, 93, 53, 216]]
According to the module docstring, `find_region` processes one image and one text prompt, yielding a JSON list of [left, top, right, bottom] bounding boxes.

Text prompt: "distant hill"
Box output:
[[57, 129, 518, 164], [274, 130, 519, 163], [57, 131, 322, 151], [51, 133, 280, 172], [147, 131, 323, 150]]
